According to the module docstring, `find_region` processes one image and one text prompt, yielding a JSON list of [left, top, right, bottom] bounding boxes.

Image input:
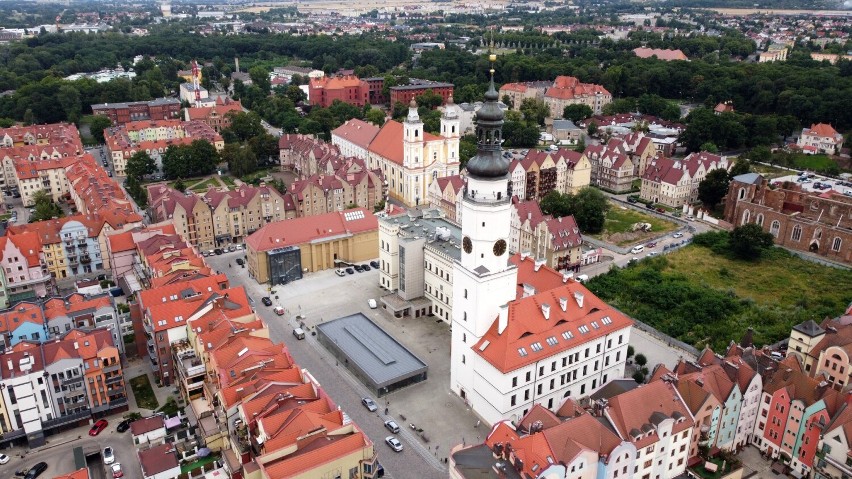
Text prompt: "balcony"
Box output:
[[103, 363, 121, 374], [62, 375, 84, 387], [105, 374, 123, 385], [109, 397, 128, 409], [42, 408, 91, 430], [80, 255, 91, 264]]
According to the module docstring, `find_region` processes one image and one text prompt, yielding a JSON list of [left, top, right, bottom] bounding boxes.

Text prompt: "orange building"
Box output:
[[308, 74, 369, 108]]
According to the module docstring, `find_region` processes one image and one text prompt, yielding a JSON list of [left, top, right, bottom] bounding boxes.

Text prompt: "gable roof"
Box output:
[[246, 208, 377, 252], [331, 119, 381, 150], [605, 380, 694, 447], [366, 120, 442, 165]]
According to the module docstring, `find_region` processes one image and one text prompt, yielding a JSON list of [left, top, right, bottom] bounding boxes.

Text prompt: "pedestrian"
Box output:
[[384, 407, 389, 415]]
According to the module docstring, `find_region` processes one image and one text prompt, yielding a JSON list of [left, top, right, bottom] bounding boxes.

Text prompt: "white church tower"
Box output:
[[403, 98, 423, 169], [440, 96, 461, 165], [450, 55, 518, 403]]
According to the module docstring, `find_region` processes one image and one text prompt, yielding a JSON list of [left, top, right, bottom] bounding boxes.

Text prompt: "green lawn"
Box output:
[[129, 374, 159, 410], [591, 203, 679, 246], [181, 455, 219, 474], [750, 162, 789, 179], [221, 175, 237, 188], [790, 154, 837, 172], [189, 178, 221, 192], [586, 244, 852, 350]]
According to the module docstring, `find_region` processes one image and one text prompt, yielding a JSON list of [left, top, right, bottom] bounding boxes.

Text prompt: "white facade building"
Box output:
[[449, 71, 633, 426]]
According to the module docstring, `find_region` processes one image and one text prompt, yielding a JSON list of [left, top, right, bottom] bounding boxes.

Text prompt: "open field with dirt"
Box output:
[[591, 203, 679, 247]]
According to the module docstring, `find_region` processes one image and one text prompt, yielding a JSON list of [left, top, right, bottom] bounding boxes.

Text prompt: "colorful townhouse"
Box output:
[[43, 293, 124, 354], [0, 301, 48, 347], [752, 367, 843, 477], [0, 231, 52, 306], [8, 215, 110, 280], [813, 402, 852, 479]]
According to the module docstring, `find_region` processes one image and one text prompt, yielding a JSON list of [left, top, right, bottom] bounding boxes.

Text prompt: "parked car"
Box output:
[[672, 232, 684, 238], [103, 446, 115, 465], [385, 436, 403, 452], [335, 269, 346, 277], [646, 242, 657, 248], [646, 203, 655, 209], [354, 264, 363, 272], [274, 307, 285, 316], [214, 248, 224, 255], [384, 420, 400, 434], [116, 419, 131, 433], [647, 252, 659, 257], [626, 196, 638, 203], [345, 267, 355, 275], [89, 419, 108, 436], [361, 397, 378, 412], [370, 260, 379, 269], [362, 264, 371, 271], [24, 462, 47, 479], [368, 299, 378, 309], [0, 454, 9, 464], [235, 258, 245, 266], [111, 463, 124, 478], [227, 246, 236, 252], [261, 297, 273, 307], [630, 245, 645, 254]]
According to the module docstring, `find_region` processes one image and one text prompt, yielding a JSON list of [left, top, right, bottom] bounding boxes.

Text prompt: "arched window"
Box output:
[[741, 210, 751, 225], [792, 225, 802, 242], [832, 237, 842, 252], [756, 213, 764, 226], [770, 221, 781, 237], [738, 188, 746, 200]]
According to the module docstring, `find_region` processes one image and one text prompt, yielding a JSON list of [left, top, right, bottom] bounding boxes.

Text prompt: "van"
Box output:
[[630, 245, 645, 254], [575, 274, 589, 283], [292, 328, 306, 340]]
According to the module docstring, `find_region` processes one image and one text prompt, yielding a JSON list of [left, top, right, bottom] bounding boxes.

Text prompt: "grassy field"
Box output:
[[586, 243, 852, 350], [190, 178, 221, 192], [790, 154, 837, 172], [592, 203, 679, 246], [750, 163, 789, 179], [129, 374, 159, 410]]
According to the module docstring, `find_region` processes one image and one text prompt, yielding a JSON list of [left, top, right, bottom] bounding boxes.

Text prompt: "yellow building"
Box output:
[[246, 208, 378, 284]]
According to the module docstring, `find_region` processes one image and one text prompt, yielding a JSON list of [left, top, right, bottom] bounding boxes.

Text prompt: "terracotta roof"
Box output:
[[138, 274, 230, 333], [52, 468, 90, 479], [185, 98, 243, 121], [331, 119, 381, 150], [0, 341, 45, 379], [260, 432, 370, 479], [499, 83, 528, 93], [804, 122, 839, 138], [130, 415, 166, 436], [7, 214, 106, 245], [0, 232, 43, 268], [43, 293, 112, 320], [605, 380, 694, 448], [138, 443, 179, 477], [246, 208, 377, 253], [435, 174, 465, 192], [366, 120, 442, 165], [509, 253, 573, 299], [542, 215, 582, 251], [763, 368, 838, 410], [512, 198, 547, 230], [0, 302, 46, 336], [107, 223, 177, 254], [472, 276, 633, 373]]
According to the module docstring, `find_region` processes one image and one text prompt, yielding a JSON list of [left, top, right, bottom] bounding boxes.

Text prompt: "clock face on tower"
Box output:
[[493, 239, 507, 256], [463, 236, 473, 254]]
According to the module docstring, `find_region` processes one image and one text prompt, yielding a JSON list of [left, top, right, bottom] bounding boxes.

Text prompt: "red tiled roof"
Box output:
[[0, 302, 46, 336], [605, 380, 695, 448], [472, 275, 633, 373], [0, 232, 43, 268], [130, 415, 166, 436], [138, 444, 179, 477], [332, 119, 381, 150], [367, 120, 442, 165], [246, 208, 377, 253], [542, 215, 582, 251], [805, 123, 839, 138]]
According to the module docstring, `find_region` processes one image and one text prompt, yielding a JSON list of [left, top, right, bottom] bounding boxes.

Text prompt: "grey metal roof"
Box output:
[[316, 314, 427, 388], [552, 119, 581, 131], [733, 172, 762, 185], [792, 319, 825, 337]]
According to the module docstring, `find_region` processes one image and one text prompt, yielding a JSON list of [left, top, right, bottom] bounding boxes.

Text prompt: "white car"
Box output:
[[385, 436, 403, 452], [0, 453, 8, 464], [103, 446, 115, 465], [672, 232, 684, 238], [335, 269, 346, 277], [368, 299, 377, 309], [630, 245, 644, 254]]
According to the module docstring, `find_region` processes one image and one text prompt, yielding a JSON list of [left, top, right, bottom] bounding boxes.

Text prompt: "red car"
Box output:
[[89, 419, 108, 436]]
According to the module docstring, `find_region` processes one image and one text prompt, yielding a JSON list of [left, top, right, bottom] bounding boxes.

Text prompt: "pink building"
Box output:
[[0, 231, 51, 305]]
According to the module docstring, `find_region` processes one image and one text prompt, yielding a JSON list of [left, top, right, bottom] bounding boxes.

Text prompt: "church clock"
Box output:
[[493, 239, 506, 256], [463, 236, 473, 254]]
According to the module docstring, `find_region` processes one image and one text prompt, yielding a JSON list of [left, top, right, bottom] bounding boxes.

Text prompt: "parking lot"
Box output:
[[205, 251, 480, 478], [2, 419, 141, 479], [775, 172, 852, 196]]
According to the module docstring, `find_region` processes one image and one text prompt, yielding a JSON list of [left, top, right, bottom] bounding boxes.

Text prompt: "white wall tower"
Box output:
[[450, 55, 518, 403], [403, 98, 423, 168], [440, 95, 461, 165]]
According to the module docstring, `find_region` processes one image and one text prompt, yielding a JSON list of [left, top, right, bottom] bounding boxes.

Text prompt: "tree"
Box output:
[[414, 89, 444, 110], [634, 353, 648, 367], [501, 94, 513, 109], [222, 143, 258, 177], [365, 108, 386, 126], [125, 176, 148, 209], [284, 85, 306, 105], [30, 190, 64, 222], [173, 178, 186, 192], [563, 104, 593, 123], [223, 111, 265, 143], [459, 135, 477, 169], [125, 151, 156, 180], [187, 140, 220, 176], [89, 115, 113, 144], [520, 98, 550, 126], [587, 121, 599, 137], [627, 345, 635, 358], [249, 66, 271, 92], [57, 85, 82, 123], [162, 145, 194, 180], [700, 141, 719, 154], [632, 371, 645, 384], [573, 187, 609, 234], [728, 159, 751, 178], [729, 224, 774, 260], [697, 169, 730, 210]]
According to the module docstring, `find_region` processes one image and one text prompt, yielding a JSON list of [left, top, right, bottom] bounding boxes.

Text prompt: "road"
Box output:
[[206, 252, 446, 479]]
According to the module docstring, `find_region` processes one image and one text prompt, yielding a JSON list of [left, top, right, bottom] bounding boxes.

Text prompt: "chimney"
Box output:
[[520, 252, 529, 260], [534, 259, 545, 271], [562, 272, 571, 283], [498, 304, 509, 334], [573, 291, 584, 308], [522, 283, 536, 298], [559, 297, 568, 312], [541, 303, 551, 319]]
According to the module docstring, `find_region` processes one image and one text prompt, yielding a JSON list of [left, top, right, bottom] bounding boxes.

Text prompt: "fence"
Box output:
[[783, 248, 851, 270], [630, 315, 700, 359]]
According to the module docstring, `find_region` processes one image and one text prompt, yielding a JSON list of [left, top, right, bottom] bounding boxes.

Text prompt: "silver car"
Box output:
[[385, 436, 403, 452]]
